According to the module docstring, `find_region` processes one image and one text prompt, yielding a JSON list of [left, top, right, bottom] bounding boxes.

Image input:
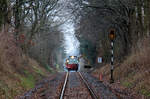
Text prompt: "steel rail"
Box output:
[[59, 72, 69, 99], [78, 72, 98, 99]]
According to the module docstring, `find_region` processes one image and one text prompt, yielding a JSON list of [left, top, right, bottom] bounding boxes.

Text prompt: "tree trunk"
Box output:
[[148, 0, 150, 37], [0, 0, 8, 30], [137, 0, 144, 37], [15, 0, 21, 40]]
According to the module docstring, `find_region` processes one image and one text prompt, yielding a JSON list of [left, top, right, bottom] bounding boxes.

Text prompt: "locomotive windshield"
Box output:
[[67, 56, 78, 64]]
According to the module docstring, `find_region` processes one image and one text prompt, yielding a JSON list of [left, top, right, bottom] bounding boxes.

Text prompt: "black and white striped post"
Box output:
[[109, 29, 115, 84]]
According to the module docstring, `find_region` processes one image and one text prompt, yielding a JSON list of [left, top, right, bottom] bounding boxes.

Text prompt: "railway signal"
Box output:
[[109, 29, 115, 84], [109, 29, 115, 40]]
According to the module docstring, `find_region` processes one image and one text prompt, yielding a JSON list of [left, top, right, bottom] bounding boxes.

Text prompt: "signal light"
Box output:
[[109, 29, 115, 40]]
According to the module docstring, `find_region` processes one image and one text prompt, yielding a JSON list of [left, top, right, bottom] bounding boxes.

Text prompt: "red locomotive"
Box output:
[[65, 56, 79, 71]]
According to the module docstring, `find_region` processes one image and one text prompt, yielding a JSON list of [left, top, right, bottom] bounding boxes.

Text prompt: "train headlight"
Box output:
[[66, 59, 69, 63], [71, 56, 74, 59]]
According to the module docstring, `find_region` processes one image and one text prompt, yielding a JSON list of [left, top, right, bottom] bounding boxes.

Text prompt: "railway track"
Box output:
[[17, 72, 117, 99], [78, 72, 98, 99], [60, 71, 69, 99], [59, 72, 98, 99]]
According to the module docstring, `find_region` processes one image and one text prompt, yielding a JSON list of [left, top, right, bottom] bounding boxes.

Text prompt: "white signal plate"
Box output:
[[98, 57, 102, 63]]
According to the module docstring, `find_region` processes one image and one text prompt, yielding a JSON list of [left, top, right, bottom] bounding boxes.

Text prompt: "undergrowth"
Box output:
[[93, 37, 150, 98], [0, 30, 50, 98]]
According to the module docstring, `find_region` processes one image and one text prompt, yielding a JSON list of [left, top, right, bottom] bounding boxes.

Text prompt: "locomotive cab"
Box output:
[[65, 56, 79, 71]]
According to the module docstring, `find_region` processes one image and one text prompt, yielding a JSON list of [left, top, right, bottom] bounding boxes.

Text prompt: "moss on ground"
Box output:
[[121, 81, 133, 88], [140, 89, 150, 96], [33, 66, 45, 76], [45, 64, 55, 73], [19, 71, 35, 89]]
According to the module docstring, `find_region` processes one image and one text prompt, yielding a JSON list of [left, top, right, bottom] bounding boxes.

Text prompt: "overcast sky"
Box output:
[[56, 0, 80, 56], [61, 20, 80, 56]]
